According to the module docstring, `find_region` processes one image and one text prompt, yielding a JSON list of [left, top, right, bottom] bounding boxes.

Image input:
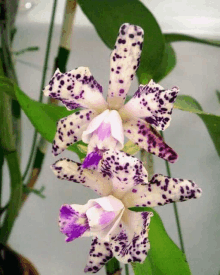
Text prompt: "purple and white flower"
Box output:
[[59, 195, 152, 273], [52, 150, 202, 273], [43, 23, 179, 167]]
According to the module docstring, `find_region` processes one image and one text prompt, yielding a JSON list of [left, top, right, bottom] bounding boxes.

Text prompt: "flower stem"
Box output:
[[0, 58, 22, 241], [160, 131, 185, 253], [0, 151, 22, 244], [125, 264, 129, 275]]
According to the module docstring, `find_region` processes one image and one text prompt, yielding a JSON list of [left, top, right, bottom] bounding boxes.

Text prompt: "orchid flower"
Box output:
[[43, 23, 179, 168], [52, 150, 202, 273]]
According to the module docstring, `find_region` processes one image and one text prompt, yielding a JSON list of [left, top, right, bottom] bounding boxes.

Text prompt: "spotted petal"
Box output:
[[51, 158, 112, 196], [123, 117, 178, 163], [52, 109, 97, 155], [43, 67, 107, 112], [109, 209, 152, 264], [107, 23, 144, 110], [123, 174, 202, 208], [59, 204, 90, 242], [84, 238, 113, 273], [120, 80, 179, 130], [98, 150, 148, 199]]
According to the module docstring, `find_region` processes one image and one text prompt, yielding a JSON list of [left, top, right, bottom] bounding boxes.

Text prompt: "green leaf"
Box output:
[[174, 95, 220, 157], [105, 257, 121, 275], [0, 76, 17, 99], [153, 43, 176, 82], [132, 257, 153, 275], [131, 207, 191, 275], [165, 33, 220, 48], [13, 83, 85, 160], [77, 0, 165, 84]]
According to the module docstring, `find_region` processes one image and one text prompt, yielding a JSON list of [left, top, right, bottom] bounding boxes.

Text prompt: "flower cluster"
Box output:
[[44, 23, 202, 273]]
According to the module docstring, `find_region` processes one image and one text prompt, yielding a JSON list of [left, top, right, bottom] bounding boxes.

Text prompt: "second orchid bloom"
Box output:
[[52, 150, 201, 273]]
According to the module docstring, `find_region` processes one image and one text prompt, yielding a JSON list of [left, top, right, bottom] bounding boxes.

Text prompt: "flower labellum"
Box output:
[[43, 23, 179, 165]]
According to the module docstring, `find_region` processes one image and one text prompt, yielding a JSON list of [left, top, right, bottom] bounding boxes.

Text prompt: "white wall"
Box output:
[[17, 0, 220, 36]]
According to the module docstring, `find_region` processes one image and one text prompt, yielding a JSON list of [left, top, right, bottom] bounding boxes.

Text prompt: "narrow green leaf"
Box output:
[[174, 95, 220, 157], [13, 46, 39, 56], [78, 0, 165, 84], [165, 33, 220, 47], [13, 83, 85, 160], [153, 43, 176, 82], [0, 76, 17, 99], [130, 207, 191, 275]]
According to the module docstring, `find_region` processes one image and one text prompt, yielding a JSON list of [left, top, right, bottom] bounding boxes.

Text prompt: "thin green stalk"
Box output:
[[1, 2, 21, 158], [0, 145, 4, 212], [125, 264, 129, 275], [160, 131, 185, 253], [0, 151, 22, 244], [0, 60, 22, 241], [39, 0, 58, 102], [22, 0, 58, 182]]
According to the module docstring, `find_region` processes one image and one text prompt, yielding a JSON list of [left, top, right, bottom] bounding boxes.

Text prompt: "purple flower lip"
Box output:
[[82, 151, 103, 169]]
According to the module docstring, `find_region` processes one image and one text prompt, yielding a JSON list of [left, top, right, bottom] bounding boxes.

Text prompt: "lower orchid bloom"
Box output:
[[52, 150, 202, 273], [59, 195, 152, 273], [43, 23, 179, 168]]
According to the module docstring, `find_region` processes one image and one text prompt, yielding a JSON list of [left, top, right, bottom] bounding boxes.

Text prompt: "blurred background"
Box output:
[[2, 0, 220, 274]]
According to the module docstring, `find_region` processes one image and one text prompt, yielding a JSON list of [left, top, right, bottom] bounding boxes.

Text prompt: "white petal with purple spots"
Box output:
[[52, 109, 97, 156], [51, 158, 112, 196], [98, 150, 148, 199], [84, 238, 113, 273], [123, 117, 178, 163], [120, 80, 179, 130], [43, 67, 107, 112], [107, 23, 144, 109], [123, 174, 202, 208], [109, 209, 152, 264]]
